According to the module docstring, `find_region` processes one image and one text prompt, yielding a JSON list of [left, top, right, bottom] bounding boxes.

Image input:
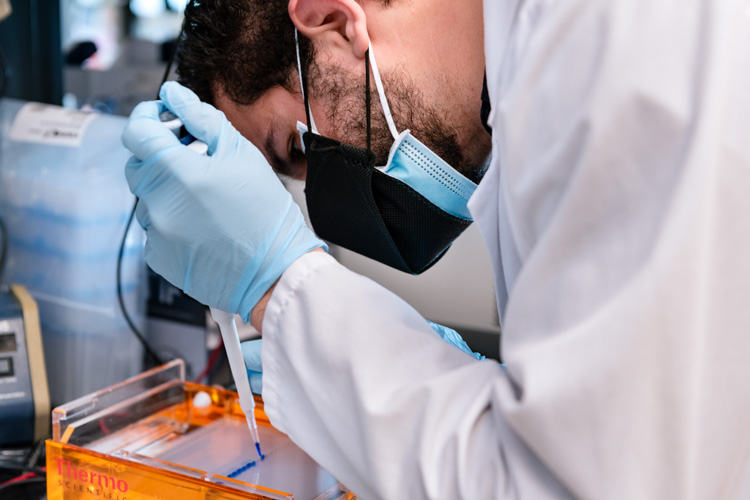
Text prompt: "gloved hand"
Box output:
[[122, 82, 326, 321], [242, 339, 264, 395], [241, 321, 484, 395], [425, 321, 485, 361]]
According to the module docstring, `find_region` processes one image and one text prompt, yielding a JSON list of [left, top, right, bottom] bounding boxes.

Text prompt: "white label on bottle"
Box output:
[[10, 103, 96, 147]]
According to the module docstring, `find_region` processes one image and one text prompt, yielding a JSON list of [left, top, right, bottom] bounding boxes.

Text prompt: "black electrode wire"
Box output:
[[25, 436, 46, 468], [158, 35, 181, 98], [117, 21, 187, 367], [0, 46, 8, 98], [117, 205, 163, 365], [0, 50, 6, 285], [0, 463, 45, 475], [0, 215, 7, 284]]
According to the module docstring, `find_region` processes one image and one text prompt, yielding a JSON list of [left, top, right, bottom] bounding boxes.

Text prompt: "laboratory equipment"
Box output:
[[0, 284, 50, 446], [211, 308, 263, 460], [46, 359, 355, 500], [0, 98, 146, 406]]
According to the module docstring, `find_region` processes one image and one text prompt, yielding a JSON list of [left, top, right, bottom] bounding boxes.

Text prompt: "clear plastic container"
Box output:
[[48, 360, 355, 500], [0, 98, 145, 406]]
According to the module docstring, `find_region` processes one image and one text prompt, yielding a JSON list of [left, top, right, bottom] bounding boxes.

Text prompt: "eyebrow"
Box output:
[[264, 124, 293, 178]]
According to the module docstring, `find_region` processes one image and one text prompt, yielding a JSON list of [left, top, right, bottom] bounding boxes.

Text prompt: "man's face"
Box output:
[[217, 86, 309, 180], [217, 51, 492, 183]]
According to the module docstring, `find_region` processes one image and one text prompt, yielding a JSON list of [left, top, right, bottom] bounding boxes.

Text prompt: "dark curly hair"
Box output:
[[177, 0, 304, 106], [177, 0, 391, 107]]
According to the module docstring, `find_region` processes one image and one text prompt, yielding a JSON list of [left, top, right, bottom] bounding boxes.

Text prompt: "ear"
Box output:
[[289, 0, 370, 59]]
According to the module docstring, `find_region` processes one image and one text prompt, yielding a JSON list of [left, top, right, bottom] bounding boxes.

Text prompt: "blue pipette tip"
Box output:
[[255, 442, 265, 461]]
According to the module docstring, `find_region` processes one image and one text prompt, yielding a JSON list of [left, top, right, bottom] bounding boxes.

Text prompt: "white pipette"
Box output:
[[210, 308, 264, 460]]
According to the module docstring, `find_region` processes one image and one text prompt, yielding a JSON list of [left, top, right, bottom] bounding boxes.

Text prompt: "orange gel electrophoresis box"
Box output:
[[46, 360, 356, 500]]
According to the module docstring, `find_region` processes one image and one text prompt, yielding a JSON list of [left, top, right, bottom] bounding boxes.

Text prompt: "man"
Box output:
[[122, 0, 750, 498]]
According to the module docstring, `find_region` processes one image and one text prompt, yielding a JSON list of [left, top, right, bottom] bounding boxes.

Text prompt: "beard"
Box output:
[[307, 56, 484, 183]]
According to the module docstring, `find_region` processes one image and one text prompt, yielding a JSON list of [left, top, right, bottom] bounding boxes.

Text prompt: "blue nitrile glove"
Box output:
[[426, 321, 485, 361], [241, 322, 484, 395], [122, 81, 326, 321], [242, 339, 264, 395]]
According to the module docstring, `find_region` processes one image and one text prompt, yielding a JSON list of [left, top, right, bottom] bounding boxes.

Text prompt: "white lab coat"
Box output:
[[261, 0, 750, 498]]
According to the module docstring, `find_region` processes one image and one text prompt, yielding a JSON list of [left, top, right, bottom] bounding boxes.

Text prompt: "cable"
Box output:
[[0, 476, 46, 495], [117, 19, 188, 367], [118, 205, 163, 366], [0, 214, 7, 284], [158, 34, 181, 97], [0, 463, 45, 475], [0, 471, 37, 488], [25, 438, 46, 470], [0, 45, 8, 98], [193, 337, 224, 384]]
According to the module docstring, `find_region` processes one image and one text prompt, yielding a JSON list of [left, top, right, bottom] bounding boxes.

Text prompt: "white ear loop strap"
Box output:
[[368, 42, 400, 141], [295, 28, 318, 133], [294, 30, 397, 141]]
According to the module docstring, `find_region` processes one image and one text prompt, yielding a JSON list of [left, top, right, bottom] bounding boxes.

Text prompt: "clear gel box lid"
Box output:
[[47, 359, 355, 500]]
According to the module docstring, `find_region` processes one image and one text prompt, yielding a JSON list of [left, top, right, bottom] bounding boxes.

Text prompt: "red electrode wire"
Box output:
[[0, 467, 46, 488], [194, 337, 224, 384]]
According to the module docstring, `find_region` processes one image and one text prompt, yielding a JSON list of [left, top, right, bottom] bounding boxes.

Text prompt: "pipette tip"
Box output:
[[255, 442, 265, 461]]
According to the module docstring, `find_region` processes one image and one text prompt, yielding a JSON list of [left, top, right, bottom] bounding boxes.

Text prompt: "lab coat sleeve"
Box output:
[[261, 251, 525, 500]]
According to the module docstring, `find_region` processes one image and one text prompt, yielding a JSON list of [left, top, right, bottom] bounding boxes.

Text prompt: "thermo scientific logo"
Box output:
[[53, 458, 129, 499]]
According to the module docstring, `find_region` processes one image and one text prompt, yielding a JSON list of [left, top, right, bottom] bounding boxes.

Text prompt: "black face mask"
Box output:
[[300, 50, 472, 275]]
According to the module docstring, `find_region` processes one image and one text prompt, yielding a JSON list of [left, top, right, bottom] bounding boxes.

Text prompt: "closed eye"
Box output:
[[289, 135, 304, 162], [264, 124, 307, 180]]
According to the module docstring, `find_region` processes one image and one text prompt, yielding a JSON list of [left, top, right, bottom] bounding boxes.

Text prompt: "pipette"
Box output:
[[210, 308, 264, 460], [158, 110, 263, 459], [159, 110, 209, 154]]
